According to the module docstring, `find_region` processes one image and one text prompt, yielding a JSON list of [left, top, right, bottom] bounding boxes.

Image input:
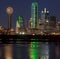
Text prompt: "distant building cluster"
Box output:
[[0, 2, 60, 35]]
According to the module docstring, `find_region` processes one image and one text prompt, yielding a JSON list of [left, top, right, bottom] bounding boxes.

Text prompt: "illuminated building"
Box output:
[[31, 2, 38, 28], [40, 8, 49, 33], [56, 21, 60, 32], [37, 19, 41, 29], [38, 8, 50, 58], [0, 25, 4, 31], [41, 8, 49, 20], [16, 16, 23, 34], [28, 18, 33, 28], [10, 28, 15, 35], [0, 25, 4, 34], [28, 2, 38, 34]]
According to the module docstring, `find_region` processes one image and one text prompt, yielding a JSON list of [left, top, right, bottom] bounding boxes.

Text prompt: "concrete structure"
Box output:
[[6, 7, 13, 29]]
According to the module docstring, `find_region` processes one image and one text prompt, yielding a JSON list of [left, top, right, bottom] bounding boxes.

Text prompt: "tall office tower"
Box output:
[[41, 8, 49, 20], [56, 21, 60, 32], [49, 16, 57, 32], [40, 8, 49, 33], [39, 9, 49, 58], [31, 2, 38, 28], [16, 16, 23, 34], [28, 18, 33, 28]]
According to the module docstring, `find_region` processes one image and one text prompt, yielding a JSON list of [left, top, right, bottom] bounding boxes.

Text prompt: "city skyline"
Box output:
[[0, 0, 60, 29]]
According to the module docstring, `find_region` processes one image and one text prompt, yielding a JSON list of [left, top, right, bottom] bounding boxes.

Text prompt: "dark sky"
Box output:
[[0, 0, 60, 29]]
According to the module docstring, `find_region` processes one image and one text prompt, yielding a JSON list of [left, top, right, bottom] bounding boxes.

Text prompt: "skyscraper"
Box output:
[[40, 8, 49, 33], [41, 8, 49, 20], [16, 16, 23, 34], [49, 16, 57, 32], [28, 18, 33, 28], [16, 16, 23, 28], [31, 2, 38, 28]]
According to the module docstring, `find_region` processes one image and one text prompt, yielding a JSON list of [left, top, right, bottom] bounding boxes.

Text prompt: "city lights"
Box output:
[[19, 32, 25, 35], [0, 2, 59, 35], [0, 1, 60, 59]]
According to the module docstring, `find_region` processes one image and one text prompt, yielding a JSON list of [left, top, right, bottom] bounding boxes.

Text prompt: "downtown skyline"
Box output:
[[0, 0, 60, 29]]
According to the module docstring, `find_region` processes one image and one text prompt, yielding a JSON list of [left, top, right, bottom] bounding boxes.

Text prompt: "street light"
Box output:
[[6, 7, 13, 29]]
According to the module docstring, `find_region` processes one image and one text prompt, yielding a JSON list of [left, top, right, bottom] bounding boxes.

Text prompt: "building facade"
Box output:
[[40, 8, 50, 33], [16, 16, 23, 34], [31, 2, 38, 28]]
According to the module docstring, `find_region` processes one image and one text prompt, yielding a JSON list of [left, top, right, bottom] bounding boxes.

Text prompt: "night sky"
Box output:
[[0, 0, 60, 29]]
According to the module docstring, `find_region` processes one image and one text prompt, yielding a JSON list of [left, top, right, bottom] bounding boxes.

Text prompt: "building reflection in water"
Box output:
[[55, 43, 60, 59], [0, 42, 60, 59], [29, 41, 39, 59], [0, 44, 5, 59], [39, 42, 49, 59], [4, 44, 13, 59]]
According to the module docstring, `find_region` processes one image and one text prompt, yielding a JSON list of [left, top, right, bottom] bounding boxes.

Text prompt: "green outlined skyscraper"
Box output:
[[16, 16, 23, 34], [29, 2, 39, 59], [31, 2, 38, 28], [16, 16, 23, 28]]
